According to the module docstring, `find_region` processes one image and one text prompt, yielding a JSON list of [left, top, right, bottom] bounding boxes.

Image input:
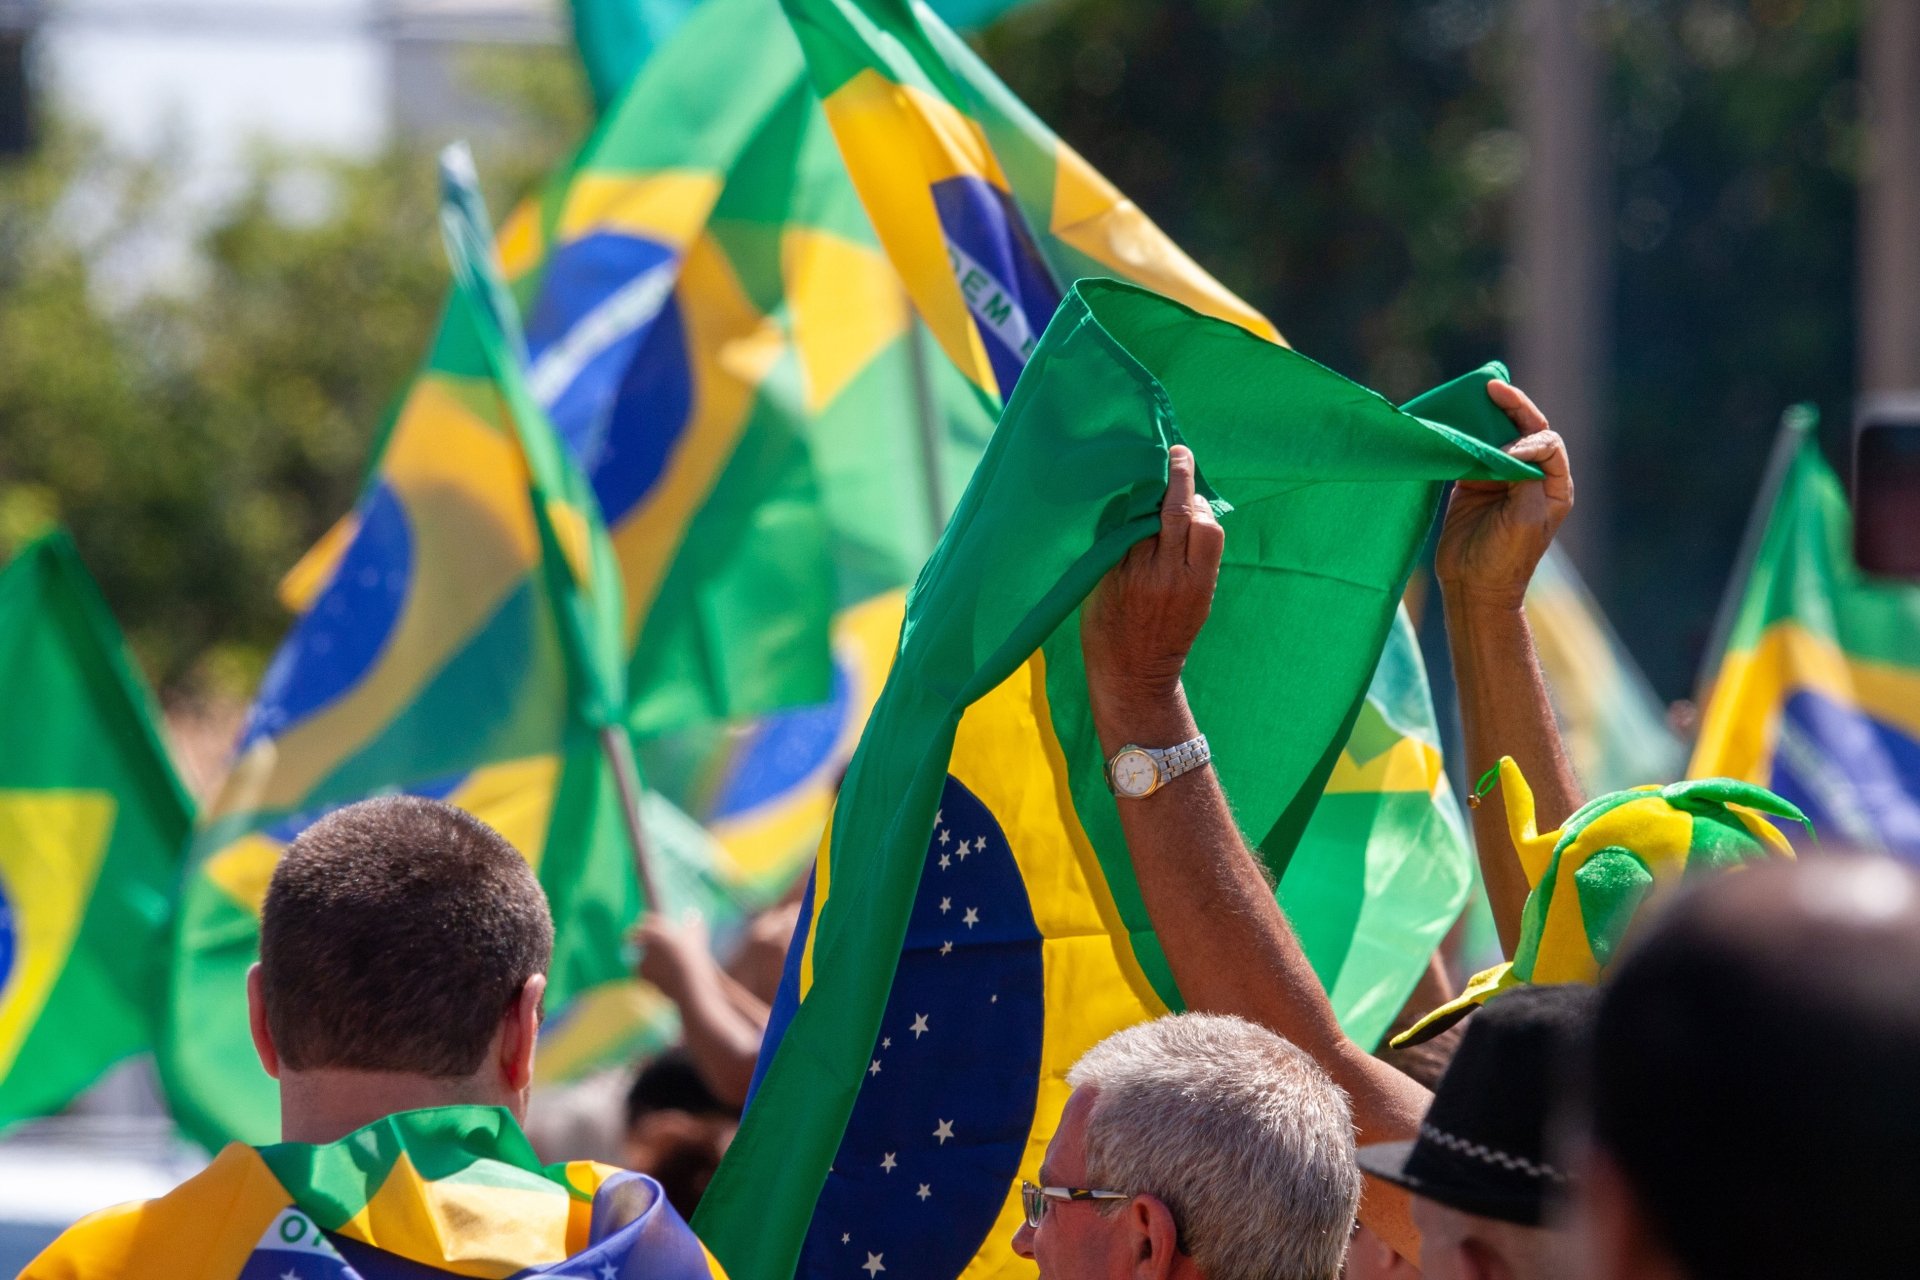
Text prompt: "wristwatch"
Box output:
[[1106, 734, 1211, 799]]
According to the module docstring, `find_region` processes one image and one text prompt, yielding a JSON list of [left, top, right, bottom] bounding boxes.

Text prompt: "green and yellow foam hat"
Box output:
[[1393, 757, 1812, 1047]]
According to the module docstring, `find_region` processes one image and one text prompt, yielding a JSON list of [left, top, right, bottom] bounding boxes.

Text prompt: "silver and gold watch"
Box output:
[[1105, 734, 1211, 799]]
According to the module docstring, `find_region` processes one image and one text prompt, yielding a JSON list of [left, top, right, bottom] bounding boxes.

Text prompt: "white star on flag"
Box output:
[[881, 1152, 898, 1172], [933, 1118, 955, 1144], [940, 941, 953, 955], [957, 842, 970, 860], [864, 1253, 887, 1277], [974, 836, 987, 852], [869, 1059, 882, 1076], [917, 1183, 932, 1201], [939, 897, 951, 913], [281, 1271, 301, 1280], [963, 907, 980, 928], [939, 853, 951, 870], [910, 1013, 930, 1038], [882, 1037, 892, 1049], [938, 828, 951, 845], [842, 1233, 851, 1245], [599, 1263, 619, 1280]]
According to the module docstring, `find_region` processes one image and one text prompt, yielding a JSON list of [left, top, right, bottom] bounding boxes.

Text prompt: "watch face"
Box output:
[[1111, 749, 1159, 797]]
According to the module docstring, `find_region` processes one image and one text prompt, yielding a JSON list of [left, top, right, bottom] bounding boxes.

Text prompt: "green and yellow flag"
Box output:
[[695, 282, 1537, 1280], [24, 1106, 726, 1279], [0, 531, 193, 1127], [778, 0, 1485, 1040], [1692, 411, 1920, 856], [160, 179, 683, 1149]]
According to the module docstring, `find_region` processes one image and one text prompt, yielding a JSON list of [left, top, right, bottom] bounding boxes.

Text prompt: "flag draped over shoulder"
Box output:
[[22, 1106, 725, 1280], [694, 281, 1538, 1280], [160, 192, 673, 1148], [1691, 415, 1920, 857], [1524, 547, 1684, 794], [496, 0, 990, 736], [0, 533, 193, 1128]]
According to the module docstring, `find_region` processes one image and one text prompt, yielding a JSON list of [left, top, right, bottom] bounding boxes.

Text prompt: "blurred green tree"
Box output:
[[984, 0, 1861, 696], [0, 45, 588, 698]]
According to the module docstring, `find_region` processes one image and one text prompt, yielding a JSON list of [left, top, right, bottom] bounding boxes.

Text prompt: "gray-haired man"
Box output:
[[1011, 1012, 1360, 1280]]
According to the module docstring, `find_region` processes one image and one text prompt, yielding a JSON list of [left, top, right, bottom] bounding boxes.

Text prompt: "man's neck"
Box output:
[[276, 1068, 509, 1145]]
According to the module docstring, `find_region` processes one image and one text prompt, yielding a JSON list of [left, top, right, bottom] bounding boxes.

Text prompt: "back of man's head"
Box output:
[[260, 796, 554, 1076], [1067, 1013, 1359, 1280], [1589, 855, 1920, 1279]]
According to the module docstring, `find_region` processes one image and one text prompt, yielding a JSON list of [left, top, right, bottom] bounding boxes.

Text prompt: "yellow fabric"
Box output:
[[945, 651, 1168, 1279], [1390, 961, 1520, 1047], [821, 70, 1009, 398], [1527, 795, 1691, 984], [335, 1151, 577, 1279], [214, 381, 542, 817], [0, 791, 116, 1075], [1690, 620, 1920, 781], [1496, 757, 1557, 889], [21, 1145, 290, 1280]]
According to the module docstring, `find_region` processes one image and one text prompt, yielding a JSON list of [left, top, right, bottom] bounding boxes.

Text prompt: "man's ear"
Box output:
[[499, 973, 546, 1092], [246, 963, 281, 1080], [1125, 1194, 1184, 1280]]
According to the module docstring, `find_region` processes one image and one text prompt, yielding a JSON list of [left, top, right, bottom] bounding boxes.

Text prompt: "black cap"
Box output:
[[1356, 983, 1594, 1226]]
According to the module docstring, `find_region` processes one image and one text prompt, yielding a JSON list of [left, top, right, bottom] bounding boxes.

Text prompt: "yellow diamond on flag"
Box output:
[[0, 791, 117, 1076]]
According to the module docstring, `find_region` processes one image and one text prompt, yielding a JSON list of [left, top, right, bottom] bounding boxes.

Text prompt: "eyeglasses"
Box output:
[[1020, 1180, 1132, 1229]]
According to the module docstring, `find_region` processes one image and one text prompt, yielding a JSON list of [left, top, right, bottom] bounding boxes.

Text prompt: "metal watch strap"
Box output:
[[1148, 734, 1211, 785]]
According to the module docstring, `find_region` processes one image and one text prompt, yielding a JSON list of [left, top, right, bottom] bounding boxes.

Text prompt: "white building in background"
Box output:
[[31, 0, 562, 172]]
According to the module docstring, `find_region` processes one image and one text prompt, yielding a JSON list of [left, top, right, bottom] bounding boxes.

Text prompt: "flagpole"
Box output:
[[1695, 403, 1815, 704], [599, 722, 665, 916], [904, 306, 949, 550]]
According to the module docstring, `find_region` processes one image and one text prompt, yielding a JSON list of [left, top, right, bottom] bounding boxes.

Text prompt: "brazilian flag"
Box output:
[[1692, 409, 1920, 856], [0, 532, 193, 1127], [695, 283, 1537, 1279]]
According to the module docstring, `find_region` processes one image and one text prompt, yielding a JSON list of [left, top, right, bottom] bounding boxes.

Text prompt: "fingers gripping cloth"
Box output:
[[1393, 757, 1812, 1046]]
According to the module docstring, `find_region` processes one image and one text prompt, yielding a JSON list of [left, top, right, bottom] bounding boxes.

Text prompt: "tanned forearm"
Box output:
[[658, 961, 769, 1109], [1444, 597, 1583, 957], [1088, 679, 1432, 1260]]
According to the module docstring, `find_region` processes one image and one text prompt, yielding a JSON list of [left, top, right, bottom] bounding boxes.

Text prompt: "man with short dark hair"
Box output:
[[27, 796, 720, 1280], [251, 796, 554, 1135], [1575, 856, 1920, 1280]]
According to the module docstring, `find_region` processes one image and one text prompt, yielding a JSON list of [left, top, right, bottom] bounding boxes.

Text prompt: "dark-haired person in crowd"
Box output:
[[26, 796, 716, 1280], [1575, 855, 1920, 1280], [622, 1048, 740, 1219], [1075, 382, 1579, 1267]]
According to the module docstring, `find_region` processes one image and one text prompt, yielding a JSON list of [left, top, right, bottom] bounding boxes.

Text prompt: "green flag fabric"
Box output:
[[694, 281, 1536, 1279], [161, 235, 660, 1151], [0, 532, 193, 1127], [499, 0, 991, 738]]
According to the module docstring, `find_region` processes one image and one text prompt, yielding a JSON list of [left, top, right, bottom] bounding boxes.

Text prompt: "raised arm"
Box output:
[[635, 912, 769, 1109], [1080, 445, 1432, 1259], [1434, 381, 1582, 955]]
